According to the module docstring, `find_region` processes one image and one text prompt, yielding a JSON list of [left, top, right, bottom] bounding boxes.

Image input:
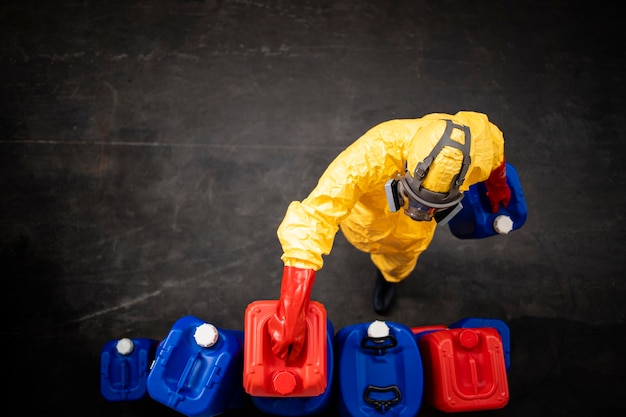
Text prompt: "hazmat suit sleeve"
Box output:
[[277, 121, 409, 271], [270, 121, 408, 361]]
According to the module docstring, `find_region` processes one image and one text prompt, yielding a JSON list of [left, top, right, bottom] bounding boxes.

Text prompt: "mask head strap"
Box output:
[[400, 119, 472, 209]]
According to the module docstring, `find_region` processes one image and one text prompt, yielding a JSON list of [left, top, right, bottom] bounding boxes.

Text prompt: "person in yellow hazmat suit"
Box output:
[[267, 111, 512, 362]]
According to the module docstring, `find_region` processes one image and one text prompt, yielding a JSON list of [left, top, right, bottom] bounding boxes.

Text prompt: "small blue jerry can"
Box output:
[[100, 337, 158, 401], [449, 162, 527, 239]]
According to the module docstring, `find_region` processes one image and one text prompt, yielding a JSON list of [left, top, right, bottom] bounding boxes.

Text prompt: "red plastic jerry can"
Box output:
[[410, 324, 447, 340], [243, 300, 327, 398], [418, 327, 509, 412]]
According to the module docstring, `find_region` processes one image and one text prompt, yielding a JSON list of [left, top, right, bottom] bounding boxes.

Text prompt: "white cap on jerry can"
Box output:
[[367, 320, 390, 339], [493, 215, 514, 234], [194, 323, 219, 347], [116, 337, 135, 355]]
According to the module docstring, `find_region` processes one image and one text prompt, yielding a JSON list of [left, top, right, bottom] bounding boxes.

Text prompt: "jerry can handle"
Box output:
[[363, 385, 402, 411], [360, 335, 398, 355]]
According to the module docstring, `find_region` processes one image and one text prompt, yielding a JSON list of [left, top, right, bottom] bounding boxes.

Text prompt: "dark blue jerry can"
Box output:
[[335, 320, 423, 417], [449, 317, 511, 371], [146, 316, 249, 417], [250, 320, 335, 416], [100, 337, 158, 401], [449, 162, 527, 239]]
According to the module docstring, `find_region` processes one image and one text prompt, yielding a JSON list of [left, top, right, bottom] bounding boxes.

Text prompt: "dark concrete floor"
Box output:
[[1, 0, 625, 415]]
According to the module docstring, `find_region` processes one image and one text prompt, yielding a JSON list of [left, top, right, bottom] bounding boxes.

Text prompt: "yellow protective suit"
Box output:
[[277, 111, 505, 283]]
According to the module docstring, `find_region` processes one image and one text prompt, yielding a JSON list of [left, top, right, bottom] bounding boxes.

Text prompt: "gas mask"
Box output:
[[385, 119, 472, 224]]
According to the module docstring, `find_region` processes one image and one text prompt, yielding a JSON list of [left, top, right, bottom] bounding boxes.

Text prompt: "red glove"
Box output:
[[484, 159, 511, 213], [267, 266, 316, 363]]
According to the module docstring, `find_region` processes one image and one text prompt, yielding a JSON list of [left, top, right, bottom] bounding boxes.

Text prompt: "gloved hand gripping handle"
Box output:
[[268, 266, 316, 362], [484, 159, 511, 213]]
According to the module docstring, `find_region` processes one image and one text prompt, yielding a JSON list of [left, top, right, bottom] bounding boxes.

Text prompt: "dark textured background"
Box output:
[[1, 0, 624, 415]]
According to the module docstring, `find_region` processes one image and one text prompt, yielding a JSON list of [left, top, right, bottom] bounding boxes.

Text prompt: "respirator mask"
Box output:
[[385, 119, 472, 224]]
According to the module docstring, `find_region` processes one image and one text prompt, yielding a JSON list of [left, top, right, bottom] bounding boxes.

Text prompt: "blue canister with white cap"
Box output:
[[146, 316, 249, 417], [334, 320, 424, 417], [100, 337, 158, 401], [448, 163, 527, 239]]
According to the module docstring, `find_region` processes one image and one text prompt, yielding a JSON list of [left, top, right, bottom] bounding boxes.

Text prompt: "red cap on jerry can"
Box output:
[[272, 370, 297, 395]]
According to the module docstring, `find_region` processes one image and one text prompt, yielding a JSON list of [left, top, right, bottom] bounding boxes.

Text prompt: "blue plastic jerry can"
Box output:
[[449, 317, 511, 371], [335, 320, 424, 417], [250, 319, 335, 416], [449, 162, 527, 239], [146, 316, 248, 417], [100, 337, 158, 401]]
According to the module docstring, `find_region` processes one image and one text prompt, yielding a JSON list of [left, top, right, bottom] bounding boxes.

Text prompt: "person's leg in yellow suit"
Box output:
[[370, 251, 420, 314], [340, 214, 437, 314], [340, 233, 433, 315]]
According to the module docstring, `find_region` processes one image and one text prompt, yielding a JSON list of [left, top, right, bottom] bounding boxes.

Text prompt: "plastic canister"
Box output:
[[448, 162, 528, 239], [448, 317, 511, 371], [146, 316, 248, 417], [410, 324, 447, 342], [418, 327, 509, 412], [250, 319, 335, 416], [412, 317, 511, 372], [243, 300, 328, 398], [335, 320, 424, 417], [100, 337, 158, 401]]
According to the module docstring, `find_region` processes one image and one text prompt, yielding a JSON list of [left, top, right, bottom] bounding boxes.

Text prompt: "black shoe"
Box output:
[[373, 270, 396, 314]]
